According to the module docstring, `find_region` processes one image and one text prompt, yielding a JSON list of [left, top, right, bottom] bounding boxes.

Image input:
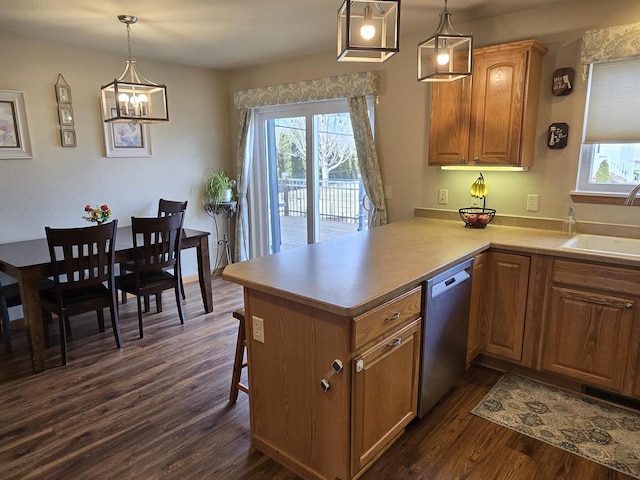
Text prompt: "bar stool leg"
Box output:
[[229, 309, 249, 404]]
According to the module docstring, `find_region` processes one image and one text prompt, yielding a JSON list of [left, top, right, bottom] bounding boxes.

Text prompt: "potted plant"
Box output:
[[202, 169, 236, 206]]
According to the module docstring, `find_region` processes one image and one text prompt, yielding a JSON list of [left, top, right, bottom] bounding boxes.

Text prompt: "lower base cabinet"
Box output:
[[541, 285, 635, 392], [351, 319, 421, 475], [480, 251, 530, 361], [245, 286, 422, 480]]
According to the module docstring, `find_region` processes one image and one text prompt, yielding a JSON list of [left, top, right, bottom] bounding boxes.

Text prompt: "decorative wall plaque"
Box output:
[[552, 68, 575, 96], [547, 123, 569, 149]]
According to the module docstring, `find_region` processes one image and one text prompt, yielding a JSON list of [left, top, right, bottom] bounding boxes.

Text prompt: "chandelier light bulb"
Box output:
[[360, 4, 376, 40], [437, 52, 450, 65]]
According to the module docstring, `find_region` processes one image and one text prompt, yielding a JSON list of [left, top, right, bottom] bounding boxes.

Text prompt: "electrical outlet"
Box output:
[[384, 185, 392, 199], [252, 315, 265, 343], [527, 194, 540, 212], [438, 189, 448, 205]]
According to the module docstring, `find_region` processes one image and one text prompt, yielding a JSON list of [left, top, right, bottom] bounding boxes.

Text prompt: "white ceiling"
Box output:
[[0, 0, 562, 70]]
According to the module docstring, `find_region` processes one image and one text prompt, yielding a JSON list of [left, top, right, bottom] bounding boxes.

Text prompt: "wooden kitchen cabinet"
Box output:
[[244, 285, 422, 480], [480, 251, 530, 361], [540, 259, 640, 395], [428, 40, 547, 167], [542, 285, 635, 392], [351, 319, 421, 476], [467, 252, 486, 364]]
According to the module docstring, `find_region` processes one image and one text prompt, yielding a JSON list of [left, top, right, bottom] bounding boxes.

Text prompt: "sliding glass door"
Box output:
[[251, 99, 371, 256]]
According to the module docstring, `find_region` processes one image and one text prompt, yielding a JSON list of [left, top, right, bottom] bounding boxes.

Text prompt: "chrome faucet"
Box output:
[[624, 183, 640, 206]]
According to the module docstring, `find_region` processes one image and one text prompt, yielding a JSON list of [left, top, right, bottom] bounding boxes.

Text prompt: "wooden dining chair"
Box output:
[[120, 198, 188, 306], [39, 220, 122, 365], [115, 213, 185, 338]]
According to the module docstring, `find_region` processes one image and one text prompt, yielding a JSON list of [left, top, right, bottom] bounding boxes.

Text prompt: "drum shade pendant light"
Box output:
[[418, 0, 472, 82], [100, 15, 168, 123], [337, 0, 400, 62]]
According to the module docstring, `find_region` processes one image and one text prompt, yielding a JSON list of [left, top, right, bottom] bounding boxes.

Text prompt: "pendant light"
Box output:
[[417, 0, 472, 82], [337, 0, 400, 62], [100, 15, 168, 123]]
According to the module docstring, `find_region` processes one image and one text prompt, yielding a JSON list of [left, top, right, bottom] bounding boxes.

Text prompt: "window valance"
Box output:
[[581, 22, 640, 64], [233, 71, 379, 110]]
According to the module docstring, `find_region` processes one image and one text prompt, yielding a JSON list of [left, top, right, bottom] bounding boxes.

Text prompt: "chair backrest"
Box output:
[[158, 199, 188, 218], [45, 220, 118, 293], [131, 213, 184, 274]]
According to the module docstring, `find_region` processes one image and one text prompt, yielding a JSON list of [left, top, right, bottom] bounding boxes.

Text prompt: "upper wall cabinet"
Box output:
[[428, 40, 548, 167]]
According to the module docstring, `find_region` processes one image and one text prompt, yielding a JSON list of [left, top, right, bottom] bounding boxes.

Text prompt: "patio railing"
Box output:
[[278, 178, 369, 231]]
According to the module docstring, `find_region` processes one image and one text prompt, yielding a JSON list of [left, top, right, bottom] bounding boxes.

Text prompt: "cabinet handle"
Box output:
[[625, 303, 633, 309], [473, 156, 480, 163], [386, 312, 401, 322], [387, 337, 402, 348]]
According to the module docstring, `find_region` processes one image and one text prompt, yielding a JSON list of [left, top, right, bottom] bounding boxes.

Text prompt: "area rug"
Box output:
[[471, 373, 640, 478]]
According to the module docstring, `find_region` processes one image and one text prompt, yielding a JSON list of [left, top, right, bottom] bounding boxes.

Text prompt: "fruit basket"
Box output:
[[458, 207, 496, 228]]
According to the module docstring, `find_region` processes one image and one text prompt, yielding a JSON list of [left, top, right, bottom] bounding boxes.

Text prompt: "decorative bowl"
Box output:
[[458, 207, 496, 228]]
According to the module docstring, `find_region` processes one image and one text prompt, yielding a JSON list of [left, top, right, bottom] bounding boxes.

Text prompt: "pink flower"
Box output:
[[84, 204, 92, 212]]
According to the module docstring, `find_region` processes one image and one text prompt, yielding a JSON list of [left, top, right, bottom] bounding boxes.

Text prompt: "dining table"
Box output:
[[0, 226, 213, 373]]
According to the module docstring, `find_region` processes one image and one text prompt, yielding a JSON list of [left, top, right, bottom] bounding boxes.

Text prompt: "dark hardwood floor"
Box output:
[[0, 277, 633, 480]]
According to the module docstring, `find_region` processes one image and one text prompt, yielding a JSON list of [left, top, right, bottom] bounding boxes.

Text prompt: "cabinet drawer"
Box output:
[[353, 287, 422, 350], [552, 259, 640, 296]]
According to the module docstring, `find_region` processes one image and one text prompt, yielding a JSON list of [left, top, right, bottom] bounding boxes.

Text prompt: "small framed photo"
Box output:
[[0, 90, 33, 159], [101, 103, 151, 157], [58, 105, 74, 126], [60, 128, 77, 147], [55, 84, 72, 103]]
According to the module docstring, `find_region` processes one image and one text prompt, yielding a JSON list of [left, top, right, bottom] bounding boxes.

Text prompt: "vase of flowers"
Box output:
[[83, 204, 112, 225]]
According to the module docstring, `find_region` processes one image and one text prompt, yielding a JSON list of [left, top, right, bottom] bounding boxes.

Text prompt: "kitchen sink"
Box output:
[[560, 234, 640, 258]]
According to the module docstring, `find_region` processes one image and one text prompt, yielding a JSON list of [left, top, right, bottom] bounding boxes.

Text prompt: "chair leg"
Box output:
[[229, 310, 248, 404], [178, 264, 186, 301], [136, 296, 144, 339], [43, 310, 53, 348], [144, 295, 150, 313], [174, 285, 185, 325], [121, 290, 128, 305], [109, 298, 122, 349], [59, 313, 68, 366], [97, 308, 105, 333], [1, 294, 11, 354], [155, 293, 163, 313]]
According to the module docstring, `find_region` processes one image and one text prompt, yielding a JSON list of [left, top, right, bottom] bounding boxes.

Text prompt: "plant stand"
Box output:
[[205, 201, 237, 270]]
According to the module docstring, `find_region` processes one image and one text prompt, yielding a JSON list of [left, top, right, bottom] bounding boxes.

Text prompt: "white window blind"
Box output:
[[584, 57, 640, 144]]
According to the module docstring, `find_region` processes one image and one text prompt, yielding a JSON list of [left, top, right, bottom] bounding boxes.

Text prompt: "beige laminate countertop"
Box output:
[[221, 217, 640, 317]]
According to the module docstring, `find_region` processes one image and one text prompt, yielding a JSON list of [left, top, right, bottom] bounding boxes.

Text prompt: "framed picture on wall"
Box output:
[[60, 128, 77, 147], [100, 102, 151, 157], [55, 84, 72, 103], [0, 90, 33, 159]]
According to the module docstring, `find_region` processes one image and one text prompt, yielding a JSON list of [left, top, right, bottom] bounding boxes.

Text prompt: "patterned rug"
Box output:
[[471, 373, 640, 478]]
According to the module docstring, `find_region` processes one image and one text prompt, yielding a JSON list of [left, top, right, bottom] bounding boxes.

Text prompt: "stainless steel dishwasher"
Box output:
[[418, 258, 473, 418]]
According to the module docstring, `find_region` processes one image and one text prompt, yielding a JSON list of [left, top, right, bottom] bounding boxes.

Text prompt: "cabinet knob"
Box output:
[[355, 359, 364, 373], [625, 303, 633, 309], [473, 157, 480, 163], [386, 312, 401, 322], [459, 157, 466, 163]]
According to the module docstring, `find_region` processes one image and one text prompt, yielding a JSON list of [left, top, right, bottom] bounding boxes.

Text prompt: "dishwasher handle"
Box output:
[[431, 269, 471, 299]]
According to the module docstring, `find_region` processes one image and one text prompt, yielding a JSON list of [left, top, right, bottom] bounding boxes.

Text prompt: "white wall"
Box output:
[[228, 0, 640, 227], [0, 33, 233, 280]]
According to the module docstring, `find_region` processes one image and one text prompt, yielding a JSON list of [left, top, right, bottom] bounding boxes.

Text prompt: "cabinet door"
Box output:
[[542, 286, 635, 392], [469, 47, 527, 165], [467, 252, 486, 364], [351, 319, 421, 476], [428, 76, 472, 165], [481, 252, 530, 361]]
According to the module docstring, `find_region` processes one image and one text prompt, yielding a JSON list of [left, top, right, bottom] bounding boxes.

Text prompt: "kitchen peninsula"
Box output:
[[222, 217, 640, 480]]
